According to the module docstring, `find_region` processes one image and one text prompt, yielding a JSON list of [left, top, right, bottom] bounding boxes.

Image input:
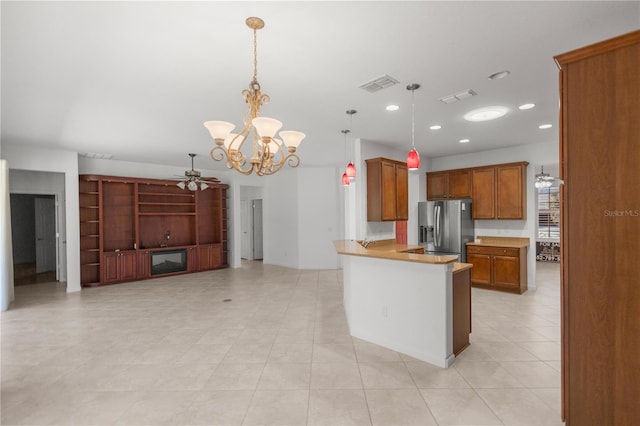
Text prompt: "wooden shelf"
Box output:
[[138, 212, 197, 216], [79, 174, 228, 286], [139, 202, 194, 206]]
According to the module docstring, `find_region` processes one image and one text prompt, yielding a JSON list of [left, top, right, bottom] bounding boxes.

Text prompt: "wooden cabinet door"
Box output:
[[103, 252, 119, 283], [472, 168, 496, 219], [187, 247, 198, 272], [119, 251, 137, 281], [198, 245, 212, 270], [427, 172, 448, 200], [381, 161, 397, 221], [138, 251, 151, 278], [448, 170, 471, 198], [467, 253, 491, 285], [395, 164, 408, 220], [492, 255, 520, 290], [497, 164, 525, 219]]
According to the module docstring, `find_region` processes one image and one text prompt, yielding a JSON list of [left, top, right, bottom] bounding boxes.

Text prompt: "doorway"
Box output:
[[10, 194, 59, 285], [241, 198, 264, 260]]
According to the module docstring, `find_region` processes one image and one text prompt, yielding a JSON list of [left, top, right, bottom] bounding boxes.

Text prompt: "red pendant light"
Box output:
[[406, 83, 421, 170], [342, 172, 350, 186], [407, 149, 420, 170], [346, 162, 356, 179]]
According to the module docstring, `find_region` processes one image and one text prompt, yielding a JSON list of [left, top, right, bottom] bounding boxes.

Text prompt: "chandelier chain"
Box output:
[[252, 27, 258, 82]]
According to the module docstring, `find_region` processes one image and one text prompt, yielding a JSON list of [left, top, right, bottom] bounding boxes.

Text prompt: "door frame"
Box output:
[[10, 191, 61, 281]]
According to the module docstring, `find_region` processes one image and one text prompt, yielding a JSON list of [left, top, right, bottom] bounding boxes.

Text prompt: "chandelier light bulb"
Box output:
[[279, 130, 306, 151], [204, 121, 235, 142]]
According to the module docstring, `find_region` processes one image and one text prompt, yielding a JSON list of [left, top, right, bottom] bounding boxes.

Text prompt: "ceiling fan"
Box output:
[[175, 153, 219, 191], [534, 165, 555, 189]]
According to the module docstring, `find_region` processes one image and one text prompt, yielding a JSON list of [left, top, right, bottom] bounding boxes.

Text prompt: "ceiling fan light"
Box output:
[[200, 182, 209, 190], [176, 181, 186, 190], [187, 181, 198, 191], [204, 121, 235, 141], [252, 117, 283, 138], [407, 149, 420, 170]]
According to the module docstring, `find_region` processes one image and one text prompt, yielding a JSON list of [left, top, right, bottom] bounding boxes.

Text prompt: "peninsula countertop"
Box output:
[[334, 239, 458, 265], [466, 236, 530, 248]]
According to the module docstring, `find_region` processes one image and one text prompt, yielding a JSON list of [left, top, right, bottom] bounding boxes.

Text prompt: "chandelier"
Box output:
[[535, 166, 554, 189], [203, 17, 305, 176]]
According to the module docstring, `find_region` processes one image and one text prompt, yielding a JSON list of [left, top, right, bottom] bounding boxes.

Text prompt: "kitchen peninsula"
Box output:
[[334, 239, 472, 368]]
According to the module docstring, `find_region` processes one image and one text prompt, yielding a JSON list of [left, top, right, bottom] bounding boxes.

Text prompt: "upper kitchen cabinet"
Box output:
[[366, 157, 408, 221], [427, 169, 471, 200], [472, 162, 528, 220]]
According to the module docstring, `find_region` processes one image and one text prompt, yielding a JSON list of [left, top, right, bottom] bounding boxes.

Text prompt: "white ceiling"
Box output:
[[2, 1, 639, 172]]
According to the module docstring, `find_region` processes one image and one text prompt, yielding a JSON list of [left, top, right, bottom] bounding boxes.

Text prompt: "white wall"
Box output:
[[2, 143, 80, 292], [429, 141, 559, 289], [297, 168, 341, 270], [263, 169, 299, 268]]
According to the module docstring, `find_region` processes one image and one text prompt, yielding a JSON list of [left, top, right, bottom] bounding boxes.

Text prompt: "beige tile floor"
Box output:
[[1, 261, 563, 425]]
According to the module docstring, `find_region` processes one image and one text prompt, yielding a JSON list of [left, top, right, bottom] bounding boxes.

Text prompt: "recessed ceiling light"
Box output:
[[459, 139, 470, 143], [386, 104, 399, 111], [429, 125, 442, 130], [539, 124, 553, 129], [464, 106, 508, 122], [519, 103, 535, 110], [488, 70, 510, 80]]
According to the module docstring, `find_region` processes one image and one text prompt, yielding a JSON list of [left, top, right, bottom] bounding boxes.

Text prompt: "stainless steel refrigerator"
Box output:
[[418, 199, 474, 262]]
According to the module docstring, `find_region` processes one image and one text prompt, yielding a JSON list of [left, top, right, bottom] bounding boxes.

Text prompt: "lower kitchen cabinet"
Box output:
[[467, 245, 527, 294], [103, 251, 137, 283]]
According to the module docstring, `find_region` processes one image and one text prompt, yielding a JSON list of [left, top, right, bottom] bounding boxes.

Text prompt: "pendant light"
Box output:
[[345, 109, 357, 180], [406, 83, 421, 170], [341, 129, 351, 186]]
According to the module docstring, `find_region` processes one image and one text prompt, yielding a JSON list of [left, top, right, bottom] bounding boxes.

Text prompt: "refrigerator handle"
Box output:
[[435, 204, 441, 247]]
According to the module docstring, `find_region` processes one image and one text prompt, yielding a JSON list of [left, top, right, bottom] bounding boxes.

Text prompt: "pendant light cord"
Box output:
[[411, 88, 416, 149]]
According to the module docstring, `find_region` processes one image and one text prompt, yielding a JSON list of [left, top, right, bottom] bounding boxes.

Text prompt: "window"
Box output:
[[537, 186, 560, 240]]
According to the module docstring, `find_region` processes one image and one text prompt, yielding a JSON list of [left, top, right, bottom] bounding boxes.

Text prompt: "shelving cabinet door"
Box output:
[[138, 251, 151, 279], [103, 253, 119, 283], [119, 252, 137, 281], [472, 168, 496, 219]]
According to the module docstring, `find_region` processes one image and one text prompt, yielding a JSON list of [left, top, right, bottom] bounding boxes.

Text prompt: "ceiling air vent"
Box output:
[[79, 152, 113, 160], [359, 74, 400, 93], [439, 89, 477, 104]]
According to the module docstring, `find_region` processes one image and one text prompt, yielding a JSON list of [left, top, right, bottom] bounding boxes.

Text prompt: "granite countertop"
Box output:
[[453, 262, 473, 273], [334, 239, 457, 265], [466, 236, 530, 248]]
